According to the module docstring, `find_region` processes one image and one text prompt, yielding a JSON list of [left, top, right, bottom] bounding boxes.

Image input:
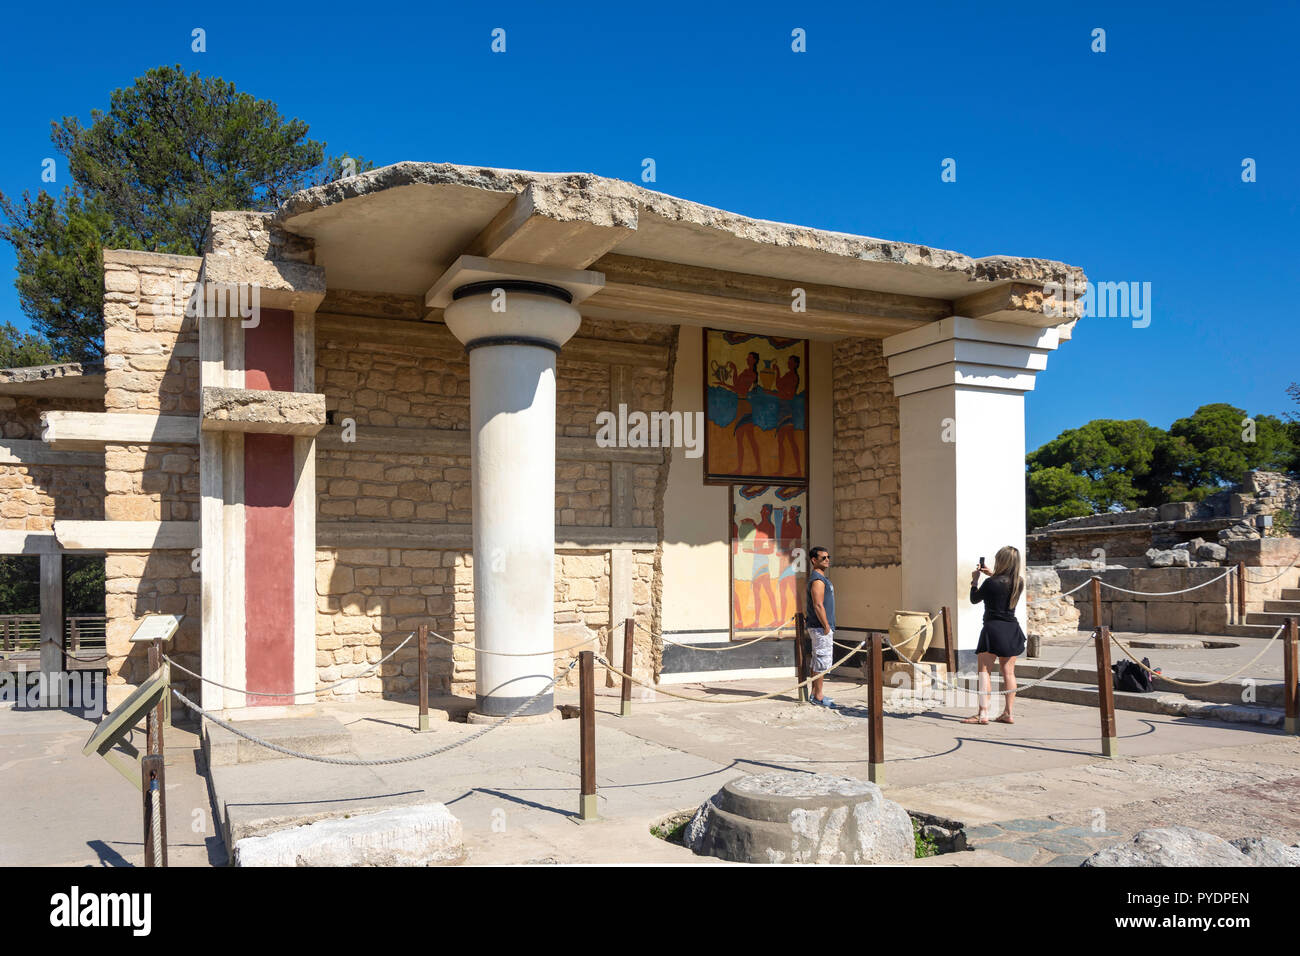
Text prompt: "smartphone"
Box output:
[[979, 556, 985, 570]]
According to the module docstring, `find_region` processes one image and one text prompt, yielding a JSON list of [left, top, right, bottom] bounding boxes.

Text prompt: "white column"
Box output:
[[431, 258, 604, 716], [882, 317, 1067, 666]]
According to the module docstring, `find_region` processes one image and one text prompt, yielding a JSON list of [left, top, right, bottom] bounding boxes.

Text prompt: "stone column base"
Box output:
[[466, 708, 563, 726]]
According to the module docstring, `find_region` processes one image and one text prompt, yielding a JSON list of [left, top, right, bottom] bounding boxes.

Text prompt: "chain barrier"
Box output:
[[164, 631, 416, 698], [60, 646, 110, 665], [1109, 624, 1285, 688], [169, 659, 577, 766]]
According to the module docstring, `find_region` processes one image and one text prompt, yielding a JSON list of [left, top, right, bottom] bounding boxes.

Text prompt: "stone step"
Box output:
[[1262, 600, 1300, 613], [1280, 589, 1300, 601], [203, 715, 354, 767], [1246, 611, 1300, 627], [1014, 678, 1284, 726], [1018, 662, 1285, 707]]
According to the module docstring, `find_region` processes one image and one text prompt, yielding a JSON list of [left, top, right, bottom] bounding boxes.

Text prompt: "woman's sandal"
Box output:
[[960, 715, 989, 724], [994, 713, 1015, 724]]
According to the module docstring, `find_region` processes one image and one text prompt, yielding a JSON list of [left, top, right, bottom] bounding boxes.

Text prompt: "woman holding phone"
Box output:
[[962, 545, 1027, 725]]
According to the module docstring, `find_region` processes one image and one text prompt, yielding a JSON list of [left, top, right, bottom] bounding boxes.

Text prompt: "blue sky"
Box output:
[[1, 1, 1296, 449]]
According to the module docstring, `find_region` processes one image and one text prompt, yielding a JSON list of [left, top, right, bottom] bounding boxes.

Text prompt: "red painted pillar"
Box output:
[[242, 309, 297, 704]]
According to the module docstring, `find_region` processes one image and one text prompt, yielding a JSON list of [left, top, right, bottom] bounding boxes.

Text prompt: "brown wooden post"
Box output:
[[579, 650, 597, 820], [141, 753, 167, 867], [1094, 625, 1118, 757], [147, 640, 165, 758], [417, 624, 430, 732], [1090, 576, 1103, 633], [941, 606, 956, 677], [1285, 617, 1298, 736], [794, 612, 809, 703], [868, 631, 884, 784], [1237, 561, 1247, 622], [620, 617, 634, 717]]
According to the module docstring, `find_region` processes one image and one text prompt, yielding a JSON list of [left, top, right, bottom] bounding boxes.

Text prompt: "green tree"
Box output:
[[0, 321, 55, 367], [0, 190, 126, 361], [0, 65, 373, 364], [1026, 418, 1164, 512], [1166, 403, 1294, 491]]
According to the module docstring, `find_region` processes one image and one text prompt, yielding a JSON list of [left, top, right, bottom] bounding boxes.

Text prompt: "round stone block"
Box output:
[[684, 771, 914, 865]]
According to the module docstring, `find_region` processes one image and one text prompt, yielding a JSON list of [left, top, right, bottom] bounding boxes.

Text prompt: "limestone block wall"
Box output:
[[312, 303, 671, 699], [100, 250, 203, 703], [1060, 567, 1233, 633], [0, 396, 104, 529], [831, 337, 900, 566]]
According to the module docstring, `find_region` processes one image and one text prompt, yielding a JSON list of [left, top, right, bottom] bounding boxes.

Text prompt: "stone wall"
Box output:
[[1060, 567, 1234, 634], [831, 337, 900, 566], [1025, 567, 1080, 644], [312, 304, 671, 699], [100, 250, 203, 703], [0, 396, 105, 530]]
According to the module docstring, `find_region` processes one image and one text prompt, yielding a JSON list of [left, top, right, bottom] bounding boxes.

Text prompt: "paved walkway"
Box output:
[[6, 666, 1299, 866]]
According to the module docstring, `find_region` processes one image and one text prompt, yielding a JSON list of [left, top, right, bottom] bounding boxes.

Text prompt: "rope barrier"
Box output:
[[149, 781, 162, 862], [1095, 567, 1234, 597], [595, 638, 866, 705], [169, 659, 577, 766], [59, 646, 109, 664], [654, 617, 793, 651], [1240, 548, 1300, 584], [1109, 624, 1285, 688], [426, 623, 612, 657], [874, 629, 1098, 699], [165, 631, 415, 698]]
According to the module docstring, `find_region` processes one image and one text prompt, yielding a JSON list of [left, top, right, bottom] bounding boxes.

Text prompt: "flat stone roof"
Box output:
[[274, 162, 1086, 304]]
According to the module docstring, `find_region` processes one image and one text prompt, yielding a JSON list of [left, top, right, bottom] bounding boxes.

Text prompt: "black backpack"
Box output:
[[1112, 658, 1155, 693]]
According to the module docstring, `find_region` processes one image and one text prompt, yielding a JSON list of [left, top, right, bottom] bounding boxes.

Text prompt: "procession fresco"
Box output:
[[704, 329, 809, 483], [729, 484, 807, 639]]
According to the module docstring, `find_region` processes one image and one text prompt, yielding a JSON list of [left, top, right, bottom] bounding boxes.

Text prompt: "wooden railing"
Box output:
[[0, 615, 108, 653]]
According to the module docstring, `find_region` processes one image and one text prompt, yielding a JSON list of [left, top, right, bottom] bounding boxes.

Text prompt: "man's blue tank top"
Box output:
[[806, 569, 836, 630]]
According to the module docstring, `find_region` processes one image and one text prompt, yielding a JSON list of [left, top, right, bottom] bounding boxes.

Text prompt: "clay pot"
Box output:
[[889, 611, 933, 663]]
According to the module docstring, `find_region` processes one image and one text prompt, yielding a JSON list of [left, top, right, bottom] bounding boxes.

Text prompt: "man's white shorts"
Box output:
[[807, 627, 833, 672]]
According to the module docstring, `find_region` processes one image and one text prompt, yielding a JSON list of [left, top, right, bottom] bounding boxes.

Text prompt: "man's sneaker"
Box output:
[[809, 695, 836, 708]]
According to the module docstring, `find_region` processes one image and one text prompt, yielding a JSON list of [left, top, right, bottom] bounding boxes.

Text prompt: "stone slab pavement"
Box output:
[[7, 672, 1300, 866]]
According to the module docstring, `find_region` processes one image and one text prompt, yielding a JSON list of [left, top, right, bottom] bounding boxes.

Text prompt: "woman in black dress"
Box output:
[[961, 545, 1027, 725]]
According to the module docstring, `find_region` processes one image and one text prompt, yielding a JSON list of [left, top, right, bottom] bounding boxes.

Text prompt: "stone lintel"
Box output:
[[200, 255, 326, 314], [200, 387, 326, 436], [953, 281, 1085, 328]]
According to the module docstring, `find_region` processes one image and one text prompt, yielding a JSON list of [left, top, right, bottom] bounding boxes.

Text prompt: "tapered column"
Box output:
[[882, 317, 1068, 667], [430, 257, 603, 716]]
